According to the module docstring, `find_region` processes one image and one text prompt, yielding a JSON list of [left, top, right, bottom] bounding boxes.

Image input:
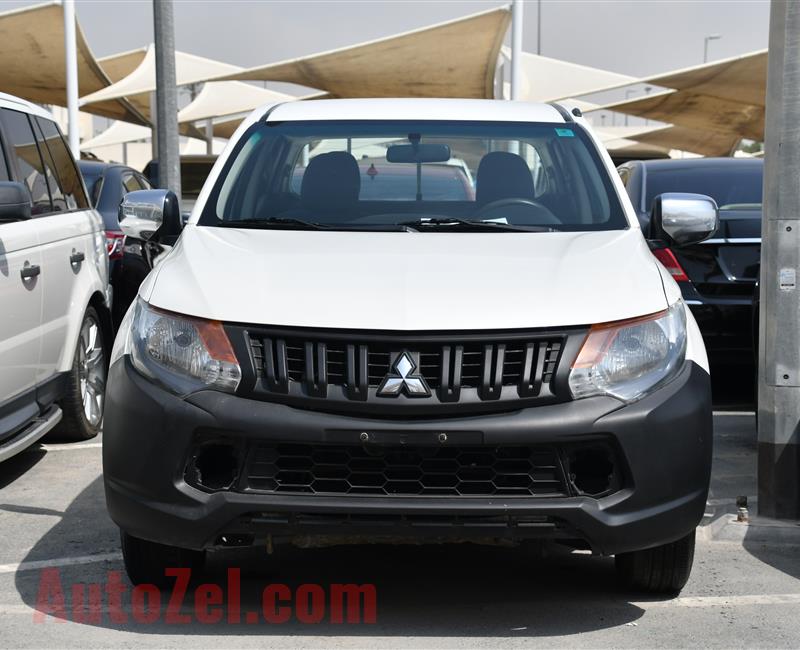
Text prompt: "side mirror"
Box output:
[[650, 192, 719, 246], [118, 189, 182, 242], [0, 181, 31, 222]]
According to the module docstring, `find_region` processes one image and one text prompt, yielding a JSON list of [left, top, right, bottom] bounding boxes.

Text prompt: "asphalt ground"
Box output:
[[0, 378, 798, 648]]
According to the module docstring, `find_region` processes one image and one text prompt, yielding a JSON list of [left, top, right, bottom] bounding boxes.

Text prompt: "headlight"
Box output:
[[568, 301, 686, 403], [127, 298, 241, 395]]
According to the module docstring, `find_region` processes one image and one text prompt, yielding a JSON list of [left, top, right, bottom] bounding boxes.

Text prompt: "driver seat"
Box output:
[[475, 152, 536, 207]]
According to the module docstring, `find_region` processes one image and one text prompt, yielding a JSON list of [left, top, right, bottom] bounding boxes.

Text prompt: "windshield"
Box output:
[[199, 120, 627, 232], [645, 164, 763, 211]]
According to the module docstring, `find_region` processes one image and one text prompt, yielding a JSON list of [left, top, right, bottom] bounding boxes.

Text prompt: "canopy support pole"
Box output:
[[205, 118, 214, 155], [510, 0, 523, 101], [62, 0, 80, 157]]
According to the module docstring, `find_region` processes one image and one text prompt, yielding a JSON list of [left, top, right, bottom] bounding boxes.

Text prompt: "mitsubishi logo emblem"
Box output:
[[377, 352, 431, 398]]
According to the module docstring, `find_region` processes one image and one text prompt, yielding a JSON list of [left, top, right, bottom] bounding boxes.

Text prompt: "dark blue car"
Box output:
[[77, 160, 153, 327]]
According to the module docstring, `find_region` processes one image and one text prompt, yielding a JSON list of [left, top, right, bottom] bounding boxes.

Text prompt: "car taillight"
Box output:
[[106, 230, 125, 260], [652, 247, 689, 282]]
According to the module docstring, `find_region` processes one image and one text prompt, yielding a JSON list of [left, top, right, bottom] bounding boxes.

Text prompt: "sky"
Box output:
[[1, 0, 771, 78]]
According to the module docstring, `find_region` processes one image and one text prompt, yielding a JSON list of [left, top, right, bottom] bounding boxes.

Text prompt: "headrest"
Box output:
[[475, 151, 536, 206], [301, 151, 360, 211]]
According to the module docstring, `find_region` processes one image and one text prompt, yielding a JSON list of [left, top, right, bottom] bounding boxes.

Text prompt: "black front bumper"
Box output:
[[103, 358, 712, 556]]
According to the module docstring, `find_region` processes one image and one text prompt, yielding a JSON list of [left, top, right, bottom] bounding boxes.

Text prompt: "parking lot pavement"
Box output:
[[0, 415, 798, 648]]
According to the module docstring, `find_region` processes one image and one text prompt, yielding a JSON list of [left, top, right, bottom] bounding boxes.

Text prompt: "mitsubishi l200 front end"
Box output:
[[104, 99, 716, 594]]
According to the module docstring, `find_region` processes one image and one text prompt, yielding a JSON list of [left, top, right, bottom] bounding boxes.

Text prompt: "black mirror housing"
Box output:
[[0, 181, 31, 222]]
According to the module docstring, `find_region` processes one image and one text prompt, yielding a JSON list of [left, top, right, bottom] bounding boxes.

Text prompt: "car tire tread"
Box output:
[[615, 530, 695, 594], [121, 530, 206, 587]]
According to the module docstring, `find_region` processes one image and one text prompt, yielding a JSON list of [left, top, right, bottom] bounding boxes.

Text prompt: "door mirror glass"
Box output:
[[118, 189, 181, 241], [0, 181, 32, 221], [651, 192, 719, 246]]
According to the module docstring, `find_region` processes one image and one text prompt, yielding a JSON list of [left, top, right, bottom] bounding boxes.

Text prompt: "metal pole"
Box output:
[[704, 34, 721, 64], [150, 91, 158, 161], [510, 0, 523, 101], [758, 0, 800, 520], [153, 0, 181, 199], [205, 118, 214, 155], [624, 89, 635, 126], [62, 0, 80, 157], [537, 0, 542, 56]]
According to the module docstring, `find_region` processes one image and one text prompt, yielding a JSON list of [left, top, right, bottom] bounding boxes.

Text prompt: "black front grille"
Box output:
[[241, 328, 571, 412], [243, 443, 569, 497]]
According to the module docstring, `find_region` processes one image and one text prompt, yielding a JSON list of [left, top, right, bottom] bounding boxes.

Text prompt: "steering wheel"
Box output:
[[473, 197, 560, 225]]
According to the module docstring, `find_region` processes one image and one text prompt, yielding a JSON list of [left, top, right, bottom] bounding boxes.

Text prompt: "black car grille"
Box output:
[[233, 327, 573, 413], [243, 443, 569, 497], [273, 340, 560, 390]]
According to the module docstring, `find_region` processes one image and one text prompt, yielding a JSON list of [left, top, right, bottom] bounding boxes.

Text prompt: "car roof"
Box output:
[[265, 98, 567, 124], [78, 160, 120, 173], [634, 157, 763, 171], [0, 91, 54, 121]]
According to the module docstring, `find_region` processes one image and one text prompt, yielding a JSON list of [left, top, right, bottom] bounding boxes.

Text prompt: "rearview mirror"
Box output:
[[119, 189, 182, 243], [386, 143, 451, 163], [650, 192, 719, 246], [0, 181, 31, 222]]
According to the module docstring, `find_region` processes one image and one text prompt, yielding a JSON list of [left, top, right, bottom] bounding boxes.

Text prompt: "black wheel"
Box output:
[[615, 530, 696, 594], [121, 530, 206, 587], [53, 306, 107, 440]]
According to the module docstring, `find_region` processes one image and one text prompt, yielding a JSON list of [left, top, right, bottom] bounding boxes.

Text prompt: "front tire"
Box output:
[[54, 306, 107, 440], [121, 530, 206, 587], [615, 530, 696, 594]]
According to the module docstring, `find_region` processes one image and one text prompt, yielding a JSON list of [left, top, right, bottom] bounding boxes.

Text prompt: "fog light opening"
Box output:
[[191, 443, 239, 491], [567, 447, 615, 497]]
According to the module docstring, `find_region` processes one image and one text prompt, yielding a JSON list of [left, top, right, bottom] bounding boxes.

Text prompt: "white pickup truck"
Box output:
[[104, 98, 716, 594]]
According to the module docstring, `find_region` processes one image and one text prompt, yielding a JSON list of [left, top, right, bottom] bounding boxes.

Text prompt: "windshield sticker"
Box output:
[[555, 128, 575, 137]]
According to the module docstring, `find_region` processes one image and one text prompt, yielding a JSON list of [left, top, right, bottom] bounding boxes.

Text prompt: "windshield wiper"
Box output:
[[219, 218, 414, 232], [219, 217, 329, 230], [398, 217, 554, 233]]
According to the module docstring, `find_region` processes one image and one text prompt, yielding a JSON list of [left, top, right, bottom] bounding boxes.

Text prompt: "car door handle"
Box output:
[[70, 251, 85, 265], [20, 264, 41, 280]]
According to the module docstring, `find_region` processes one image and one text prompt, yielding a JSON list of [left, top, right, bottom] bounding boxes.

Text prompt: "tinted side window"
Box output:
[[136, 173, 152, 189], [0, 141, 8, 181], [31, 118, 68, 212], [36, 117, 88, 210], [2, 109, 51, 215], [122, 172, 144, 193]]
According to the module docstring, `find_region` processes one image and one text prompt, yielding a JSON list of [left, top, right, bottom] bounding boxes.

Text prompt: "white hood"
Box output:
[[143, 226, 669, 330]]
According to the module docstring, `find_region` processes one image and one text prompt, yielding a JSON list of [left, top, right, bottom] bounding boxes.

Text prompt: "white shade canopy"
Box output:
[[500, 48, 637, 102], [178, 81, 295, 124], [79, 121, 151, 150], [204, 6, 510, 99], [595, 50, 767, 152], [80, 45, 242, 122], [97, 47, 149, 83], [0, 2, 147, 124]]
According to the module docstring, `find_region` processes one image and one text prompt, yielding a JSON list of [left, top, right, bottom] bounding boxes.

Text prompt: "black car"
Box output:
[[618, 157, 762, 367], [77, 160, 153, 326]]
